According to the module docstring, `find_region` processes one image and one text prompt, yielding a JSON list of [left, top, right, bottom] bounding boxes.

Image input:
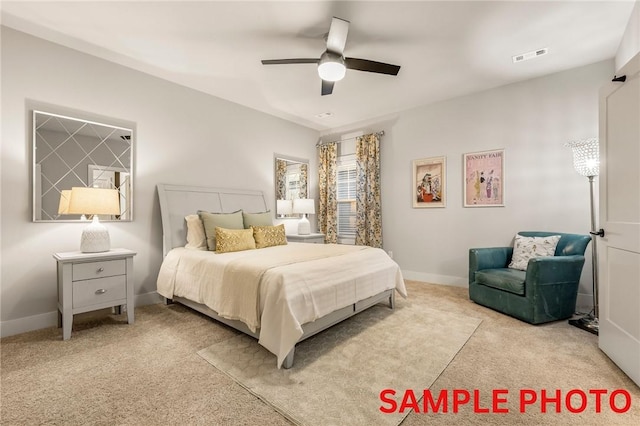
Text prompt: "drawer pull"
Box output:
[[95, 288, 107, 295], [97, 267, 105, 273]]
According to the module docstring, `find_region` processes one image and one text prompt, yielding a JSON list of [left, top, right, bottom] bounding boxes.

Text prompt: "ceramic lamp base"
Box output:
[[297, 215, 311, 235], [80, 216, 111, 253]]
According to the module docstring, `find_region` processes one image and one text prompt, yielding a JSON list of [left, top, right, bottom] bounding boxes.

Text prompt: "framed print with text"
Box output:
[[413, 156, 446, 208], [463, 149, 504, 207]]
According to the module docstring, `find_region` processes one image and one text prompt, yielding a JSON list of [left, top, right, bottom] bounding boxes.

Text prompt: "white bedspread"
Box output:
[[157, 243, 407, 367]]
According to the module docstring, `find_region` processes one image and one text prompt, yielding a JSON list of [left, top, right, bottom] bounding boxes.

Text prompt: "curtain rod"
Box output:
[[316, 130, 385, 147]]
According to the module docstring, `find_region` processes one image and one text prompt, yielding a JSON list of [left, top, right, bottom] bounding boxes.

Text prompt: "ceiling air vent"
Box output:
[[513, 47, 548, 63]]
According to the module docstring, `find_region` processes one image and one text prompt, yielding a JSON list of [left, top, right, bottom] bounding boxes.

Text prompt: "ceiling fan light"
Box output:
[[318, 52, 346, 82]]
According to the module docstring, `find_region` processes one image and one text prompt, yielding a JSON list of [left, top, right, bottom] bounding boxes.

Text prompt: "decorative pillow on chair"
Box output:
[[198, 210, 244, 251], [184, 214, 207, 250], [215, 227, 256, 253], [508, 234, 561, 271], [252, 224, 287, 249], [242, 211, 273, 228]]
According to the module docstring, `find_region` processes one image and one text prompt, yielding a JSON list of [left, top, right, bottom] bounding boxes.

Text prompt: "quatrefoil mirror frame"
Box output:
[[32, 110, 134, 222]]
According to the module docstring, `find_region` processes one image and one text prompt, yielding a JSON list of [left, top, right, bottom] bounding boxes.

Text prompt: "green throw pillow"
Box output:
[[242, 211, 273, 228], [198, 210, 244, 251]]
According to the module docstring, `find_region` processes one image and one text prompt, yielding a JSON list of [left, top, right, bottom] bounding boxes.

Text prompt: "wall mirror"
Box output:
[[33, 110, 133, 222], [274, 154, 308, 218]]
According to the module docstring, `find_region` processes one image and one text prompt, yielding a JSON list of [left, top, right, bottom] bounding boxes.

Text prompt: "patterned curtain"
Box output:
[[275, 159, 287, 200], [355, 133, 382, 248], [318, 142, 338, 244], [299, 163, 308, 199]]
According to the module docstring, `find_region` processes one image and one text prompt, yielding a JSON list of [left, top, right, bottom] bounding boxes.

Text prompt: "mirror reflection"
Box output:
[[33, 111, 133, 221], [274, 155, 308, 218]]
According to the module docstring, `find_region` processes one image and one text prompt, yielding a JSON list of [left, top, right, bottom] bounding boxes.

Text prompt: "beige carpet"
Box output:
[[197, 297, 481, 426], [2, 281, 640, 425]]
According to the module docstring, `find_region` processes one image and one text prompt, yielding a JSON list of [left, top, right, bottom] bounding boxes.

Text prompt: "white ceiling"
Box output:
[[1, 1, 636, 131]]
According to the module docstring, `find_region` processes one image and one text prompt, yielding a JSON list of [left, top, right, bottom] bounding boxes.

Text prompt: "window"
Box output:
[[337, 155, 357, 243]]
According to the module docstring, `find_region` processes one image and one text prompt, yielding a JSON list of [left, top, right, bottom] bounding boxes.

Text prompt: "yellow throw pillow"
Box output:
[[215, 227, 256, 253], [252, 224, 288, 249]]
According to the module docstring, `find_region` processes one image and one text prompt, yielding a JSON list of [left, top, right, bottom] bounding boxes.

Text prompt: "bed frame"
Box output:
[[157, 183, 395, 368]]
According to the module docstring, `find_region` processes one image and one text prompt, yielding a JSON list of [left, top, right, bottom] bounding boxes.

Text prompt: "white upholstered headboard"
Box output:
[[157, 184, 268, 257]]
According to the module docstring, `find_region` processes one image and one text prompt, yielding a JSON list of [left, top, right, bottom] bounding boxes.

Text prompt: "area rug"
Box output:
[[197, 298, 481, 426]]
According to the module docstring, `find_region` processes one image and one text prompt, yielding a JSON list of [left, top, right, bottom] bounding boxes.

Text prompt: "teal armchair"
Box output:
[[469, 231, 591, 324]]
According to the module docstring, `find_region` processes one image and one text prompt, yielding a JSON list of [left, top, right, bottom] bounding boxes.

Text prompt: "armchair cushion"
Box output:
[[475, 268, 526, 295]]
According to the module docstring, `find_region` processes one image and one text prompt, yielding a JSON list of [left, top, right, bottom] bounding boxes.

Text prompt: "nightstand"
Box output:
[[53, 248, 136, 340], [286, 233, 325, 244]]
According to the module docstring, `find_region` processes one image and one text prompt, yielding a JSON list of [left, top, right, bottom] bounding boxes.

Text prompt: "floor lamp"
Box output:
[[566, 138, 600, 335]]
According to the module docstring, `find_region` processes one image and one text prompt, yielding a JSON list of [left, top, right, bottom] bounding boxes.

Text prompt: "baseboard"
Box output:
[[0, 311, 59, 339], [401, 270, 467, 287], [0, 291, 164, 339], [575, 292, 595, 314]]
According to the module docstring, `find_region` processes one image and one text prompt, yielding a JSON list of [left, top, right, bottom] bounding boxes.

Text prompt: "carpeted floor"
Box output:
[[1, 280, 639, 425]]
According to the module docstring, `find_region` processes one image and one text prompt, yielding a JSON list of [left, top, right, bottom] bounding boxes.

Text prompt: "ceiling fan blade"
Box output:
[[261, 58, 319, 65], [321, 80, 335, 96], [326, 17, 350, 55], [345, 57, 401, 75]]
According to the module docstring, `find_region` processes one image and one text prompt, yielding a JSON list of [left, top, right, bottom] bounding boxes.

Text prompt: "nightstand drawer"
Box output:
[[73, 259, 125, 281], [73, 275, 126, 308]]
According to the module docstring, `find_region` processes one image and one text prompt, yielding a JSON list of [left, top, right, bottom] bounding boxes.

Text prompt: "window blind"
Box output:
[[337, 157, 357, 240]]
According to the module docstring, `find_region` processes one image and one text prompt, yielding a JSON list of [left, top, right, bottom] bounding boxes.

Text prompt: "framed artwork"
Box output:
[[463, 149, 505, 207], [412, 156, 446, 208]]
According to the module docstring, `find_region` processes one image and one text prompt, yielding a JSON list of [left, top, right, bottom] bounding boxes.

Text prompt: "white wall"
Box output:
[[616, 0, 640, 71], [328, 60, 613, 310], [0, 27, 319, 336]]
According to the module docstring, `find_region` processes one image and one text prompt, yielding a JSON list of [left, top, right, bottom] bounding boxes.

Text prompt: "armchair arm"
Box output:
[[526, 255, 586, 285], [469, 247, 513, 284]]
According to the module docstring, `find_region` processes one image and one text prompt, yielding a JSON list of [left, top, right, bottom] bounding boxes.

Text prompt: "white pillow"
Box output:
[[508, 234, 561, 271], [184, 214, 207, 250]]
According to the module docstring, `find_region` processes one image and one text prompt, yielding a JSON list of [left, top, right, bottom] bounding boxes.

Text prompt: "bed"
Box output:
[[156, 184, 407, 368]]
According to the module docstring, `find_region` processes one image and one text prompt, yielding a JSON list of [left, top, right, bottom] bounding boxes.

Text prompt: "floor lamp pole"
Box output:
[[588, 175, 599, 321], [569, 175, 599, 335]]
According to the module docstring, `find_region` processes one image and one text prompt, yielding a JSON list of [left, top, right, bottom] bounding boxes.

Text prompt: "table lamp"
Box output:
[[293, 198, 315, 235], [68, 187, 120, 253]]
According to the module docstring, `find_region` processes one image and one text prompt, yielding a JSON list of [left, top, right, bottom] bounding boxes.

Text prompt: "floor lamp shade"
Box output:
[[68, 187, 120, 253], [566, 138, 600, 334], [566, 138, 599, 177], [293, 198, 315, 235]]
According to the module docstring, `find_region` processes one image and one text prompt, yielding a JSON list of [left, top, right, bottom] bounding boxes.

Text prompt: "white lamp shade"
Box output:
[[318, 51, 346, 82], [68, 187, 121, 216], [566, 138, 599, 177], [58, 190, 72, 215], [276, 199, 293, 215], [293, 198, 315, 215]]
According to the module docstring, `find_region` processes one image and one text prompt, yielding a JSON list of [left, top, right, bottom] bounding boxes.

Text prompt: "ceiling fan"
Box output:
[[261, 17, 401, 96]]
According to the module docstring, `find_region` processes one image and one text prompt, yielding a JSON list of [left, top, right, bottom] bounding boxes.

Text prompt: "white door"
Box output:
[[598, 52, 640, 387]]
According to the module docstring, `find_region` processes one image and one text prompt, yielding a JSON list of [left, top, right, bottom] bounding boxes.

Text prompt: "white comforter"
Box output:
[[157, 243, 407, 368]]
